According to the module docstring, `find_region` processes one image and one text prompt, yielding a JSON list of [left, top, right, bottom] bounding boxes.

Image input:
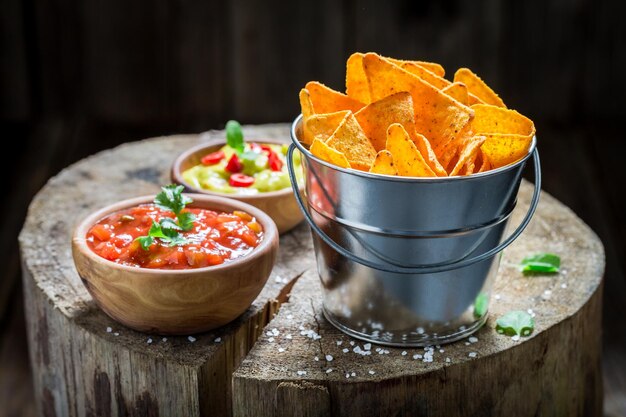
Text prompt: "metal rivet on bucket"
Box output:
[[288, 115, 541, 347]]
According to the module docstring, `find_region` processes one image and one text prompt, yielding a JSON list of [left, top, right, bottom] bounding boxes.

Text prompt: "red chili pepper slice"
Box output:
[[268, 151, 283, 171], [250, 143, 263, 153], [225, 154, 243, 173], [260, 144, 273, 153], [229, 173, 255, 187], [201, 150, 225, 165]]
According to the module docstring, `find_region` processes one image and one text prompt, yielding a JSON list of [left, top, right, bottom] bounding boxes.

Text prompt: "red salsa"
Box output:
[[86, 204, 263, 269]]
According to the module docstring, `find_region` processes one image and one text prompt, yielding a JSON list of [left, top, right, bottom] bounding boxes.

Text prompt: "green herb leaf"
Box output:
[[154, 184, 190, 214], [159, 217, 182, 230], [226, 120, 245, 154], [496, 311, 535, 337], [473, 292, 488, 318], [135, 236, 154, 251], [520, 253, 560, 274], [176, 212, 196, 232]]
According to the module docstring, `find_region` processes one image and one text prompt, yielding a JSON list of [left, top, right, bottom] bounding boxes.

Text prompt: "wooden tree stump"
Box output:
[[18, 124, 313, 417], [20, 123, 605, 416], [232, 182, 605, 417]]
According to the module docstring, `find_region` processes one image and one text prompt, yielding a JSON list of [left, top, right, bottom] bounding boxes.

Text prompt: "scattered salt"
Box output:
[[113, 332, 119, 336], [325, 354, 333, 362], [336, 341, 343, 346], [162, 337, 167, 342], [413, 354, 422, 360], [363, 343, 372, 351], [349, 341, 355, 346], [214, 337, 221, 343], [561, 283, 567, 289], [351, 372, 356, 377], [494, 294, 501, 300], [287, 314, 293, 320], [342, 348, 349, 353], [297, 370, 307, 376], [314, 356, 319, 361], [285, 334, 293, 340], [147, 338, 153, 344], [106, 327, 112, 333], [468, 336, 478, 343], [439, 349, 445, 353], [271, 328, 280, 336], [326, 368, 333, 373], [512, 335, 520, 342], [278, 348, 285, 353], [465, 342, 471, 346], [345, 373, 350, 379], [445, 358, 451, 363], [369, 370, 375, 375], [268, 337, 275, 343], [188, 336, 196, 343], [468, 352, 477, 358], [416, 327, 425, 334], [401, 351, 408, 356]]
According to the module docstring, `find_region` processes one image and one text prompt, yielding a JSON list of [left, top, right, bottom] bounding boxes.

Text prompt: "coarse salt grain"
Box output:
[[512, 335, 520, 341], [468, 352, 477, 358], [446, 358, 451, 363], [363, 343, 372, 350], [401, 351, 408, 356], [336, 341, 342, 346], [188, 336, 196, 343], [278, 348, 285, 353], [162, 337, 167, 342], [285, 334, 292, 340], [326, 354, 333, 362], [106, 327, 112, 333], [351, 372, 356, 377], [494, 294, 501, 300], [314, 356, 319, 361], [345, 373, 350, 379], [326, 368, 333, 373], [214, 337, 221, 343], [342, 348, 349, 353], [147, 338, 153, 344], [297, 371, 307, 376], [468, 336, 478, 343], [114, 332, 119, 336], [287, 314, 293, 320], [350, 341, 355, 346], [413, 354, 422, 360], [369, 370, 375, 375], [271, 328, 279, 336], [268, 337, 275, 343], [561, 283, 567, 289]]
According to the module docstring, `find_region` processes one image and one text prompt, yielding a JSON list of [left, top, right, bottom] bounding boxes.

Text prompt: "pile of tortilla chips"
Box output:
[[298, 52, 536, 177]]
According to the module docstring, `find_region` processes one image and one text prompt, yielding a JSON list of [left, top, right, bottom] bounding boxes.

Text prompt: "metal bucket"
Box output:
[[288, 115, 541, 346]]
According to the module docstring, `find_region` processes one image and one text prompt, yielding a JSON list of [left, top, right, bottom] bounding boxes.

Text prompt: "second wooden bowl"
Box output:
[[72, 194, 279, 335], [171, 139, 304, 234]]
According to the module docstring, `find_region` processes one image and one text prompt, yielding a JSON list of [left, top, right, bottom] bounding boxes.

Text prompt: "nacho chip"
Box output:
[[471, 104, 535, 137], [397, 62, 451, 90], [369, 150, 398, 175], [304, 110, 349, 145], [481, 133, 532, 169], [354, 92, 415, 151], [450, 135, 486, 176], [299, 88, 316, 144], [326, 112, 376, 170], [387, 57, 445, 77], [354, 91, 447, 175], [478, 151, 492, 172], [310, 139, 351, 169], [362, 53, 473, 154], [442, 82, 469, 105], [306, 81, 365, 114], [346, 53, 371, 104], [386, 124, 436, 177], [454, 68, 506, 108]]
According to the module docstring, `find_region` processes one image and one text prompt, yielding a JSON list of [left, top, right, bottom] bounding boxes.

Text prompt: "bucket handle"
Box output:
[[287, 144, 541, 274]]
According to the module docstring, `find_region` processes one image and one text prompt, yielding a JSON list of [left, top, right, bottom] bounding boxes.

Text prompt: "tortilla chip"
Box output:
[[304, 110, 349, 145], [397, 62, 451, 90], [299, 88, 316, 144], [412, 132, 447, 176], [326, 112, 376, 170], [387, 57, 445, 77], [354, 92, 415, 151], [450, 135, 486, 176], [442, 82, 469, 105], [346, 53, 371, 104], [310, 139, 351, 169], [454, 68, 506, 108], [386, 124, 436, 177], [369, 150, 398, 175], [362, 53, 473, 154], [478, 151, 492, 172], [481, 133, 532, 169], [471, 104, 535, 137], [306, 81, 365, 114]]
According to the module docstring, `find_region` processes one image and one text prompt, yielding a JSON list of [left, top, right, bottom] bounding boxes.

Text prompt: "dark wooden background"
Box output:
[[1, 0, 625, 415]]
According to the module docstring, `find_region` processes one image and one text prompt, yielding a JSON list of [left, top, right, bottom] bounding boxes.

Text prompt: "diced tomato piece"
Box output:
[[229, 173, 254, 187], [201, 150, 225, 165], [240, 230, 259, 247], [98, 243, 121, 260], [268, 151, 283, 171], [217, 214, 240, 223], [164, 249, 186, 266], [246, 221, 262, 234], [90, 224, 112, 241], [225, 154, 243, 173], [233, 210, 253, 222]]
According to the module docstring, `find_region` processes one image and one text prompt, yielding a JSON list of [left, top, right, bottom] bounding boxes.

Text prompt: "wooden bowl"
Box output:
[[171, 139, 304, 234], [71, 194, 279, 335]]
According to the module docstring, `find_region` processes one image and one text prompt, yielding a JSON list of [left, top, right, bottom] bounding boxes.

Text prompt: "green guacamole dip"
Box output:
[[182, 143, 303, 195]]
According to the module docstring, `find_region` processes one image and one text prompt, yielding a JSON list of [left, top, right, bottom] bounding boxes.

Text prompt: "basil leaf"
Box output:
[[496, 311, 534, 337], [473, 292, 488, 318], [226, 120, 245, 154], [520, 253, 560, 274]]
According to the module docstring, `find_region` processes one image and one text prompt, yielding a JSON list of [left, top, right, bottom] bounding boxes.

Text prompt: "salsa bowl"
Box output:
[[171, 138, 304, 234], [72, 194, 279, 335]]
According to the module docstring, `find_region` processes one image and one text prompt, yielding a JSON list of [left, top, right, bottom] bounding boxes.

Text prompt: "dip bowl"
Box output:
[[72, 194, 279, 335], [171, 138, 304, 234]]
